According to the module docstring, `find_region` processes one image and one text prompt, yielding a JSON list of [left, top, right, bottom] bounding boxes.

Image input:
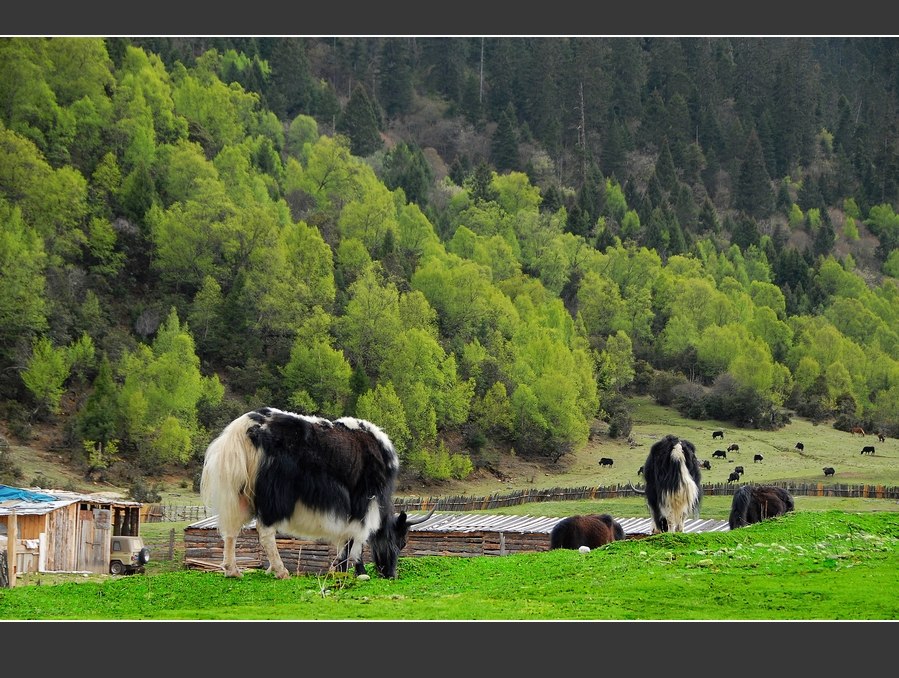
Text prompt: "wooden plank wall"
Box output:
[[184, 526, 555, 575]]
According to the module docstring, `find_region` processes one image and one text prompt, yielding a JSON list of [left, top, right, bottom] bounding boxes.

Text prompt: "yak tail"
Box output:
[[200, 412, 263, 537]]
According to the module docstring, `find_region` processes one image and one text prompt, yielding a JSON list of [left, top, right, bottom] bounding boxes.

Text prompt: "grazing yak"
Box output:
[[795, 442, 804, 451], [550, 514, 625, 550], [734, 465, 745, 475], [753, 453, 764, 463], [598, 457, 614, 467], [728, 485, 795, 529], [637, 465, 644, 476], [861, 445, 875, 455], [727, 471, 741, 483], [727, 443, 740, 453], [823, 466, 836, 477], [200, 407, 435, 580], [712, 430, 724, 439], [850, 427, 866, 436], [700, 459, 712, 470], [628, 434, 702, 534], [712, 449, 727, 459], [877, 432, 886, 443]]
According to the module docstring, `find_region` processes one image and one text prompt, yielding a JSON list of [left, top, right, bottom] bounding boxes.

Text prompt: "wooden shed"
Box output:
[[184, 512, 729, 575], [0, 484, 144, 575]]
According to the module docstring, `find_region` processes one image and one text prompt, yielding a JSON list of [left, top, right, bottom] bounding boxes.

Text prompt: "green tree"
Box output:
[[76, 354, 119, 443], [378, 38, 414, 117], [491, 103, 519, 172], [0, 199, 48, 364], [382, 141, 433, 207], [735, 128, 774, 218], [117, 307, 223, 467], [336, 83, 382, 157], [22, 337, 70, 416]]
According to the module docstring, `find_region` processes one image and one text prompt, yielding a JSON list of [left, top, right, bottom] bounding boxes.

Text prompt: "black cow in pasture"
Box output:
[[753, 454, 764, 463], [734, 465, 745, 475], [200, 407, 435, 580], [599, 457, 614, 467], [727, 443, 739, 453], [861, 445, 875, 455], [712, 430, 724, 440], [712, 450, 727, 459], [795, 442, 804, 451], [823, 466, 836, 477], [727, 471, 741, 483], [628, 435, 702, 534], [550, 514, 625, 550], [700, 459, 712, 470], [728, 485, 795, 530]]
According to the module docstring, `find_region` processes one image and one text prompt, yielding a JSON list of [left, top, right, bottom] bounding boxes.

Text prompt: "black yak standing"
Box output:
[[629, 434, 702, 533]]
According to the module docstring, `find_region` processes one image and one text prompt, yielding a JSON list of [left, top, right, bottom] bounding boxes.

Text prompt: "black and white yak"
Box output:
[[550, 514, 625, 550], [628, 434, 702, 533], [200, 407, 434, 580], [728, 485, 794, 530]]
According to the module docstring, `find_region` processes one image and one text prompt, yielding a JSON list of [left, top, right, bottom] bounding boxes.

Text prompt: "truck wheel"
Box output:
[[110, 561, 125, 575]]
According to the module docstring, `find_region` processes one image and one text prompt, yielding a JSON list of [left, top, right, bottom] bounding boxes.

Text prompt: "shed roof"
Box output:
[[187, 512, 730, 536], [0, 484, 143, 517]]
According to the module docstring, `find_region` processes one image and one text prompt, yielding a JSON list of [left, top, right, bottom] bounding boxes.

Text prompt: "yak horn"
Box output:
[[405, 504, 438, 526], [627, 481, 646, 495]]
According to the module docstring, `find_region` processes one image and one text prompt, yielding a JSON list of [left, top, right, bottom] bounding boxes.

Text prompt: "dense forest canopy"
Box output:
[[1, 36, 898, 492]]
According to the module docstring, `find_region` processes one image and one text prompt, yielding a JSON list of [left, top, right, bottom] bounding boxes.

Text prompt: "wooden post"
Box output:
[[8, 510, 16, 588]]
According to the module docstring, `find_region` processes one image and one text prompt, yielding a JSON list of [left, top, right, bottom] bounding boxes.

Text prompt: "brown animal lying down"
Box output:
[[550, 514, 625, 550]]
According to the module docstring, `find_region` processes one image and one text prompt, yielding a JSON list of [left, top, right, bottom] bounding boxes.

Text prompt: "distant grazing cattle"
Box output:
[[727, 443, 739, 453], [599, 457, 614, 467], [861, 445, 875, 455], [550, 514, 625, 550], [200, 407, 435, 580], [728, 485, 795, 530], [753, 454, 764, 463], [628, 435, 702, 534], [637, 465, 644, 476], [850, 427, 865, 436], [712, 450, 727, 459], [795, 442, 804, 451], [823, 467, 836, 477], [877, 432, 886, 443], [712, 430, 724, 439], [700, 460, 712, 470], [734, 465, 745, 475], [727, 471, 741, 483]]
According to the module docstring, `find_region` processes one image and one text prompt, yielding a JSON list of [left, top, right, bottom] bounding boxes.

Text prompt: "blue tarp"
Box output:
[[0, 484, 58, 503]]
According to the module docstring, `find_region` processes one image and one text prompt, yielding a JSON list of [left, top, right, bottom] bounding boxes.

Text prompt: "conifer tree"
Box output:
[[735, 128, 774, 218], [336, 83, 383, 157], [491, 104, 519, 172]]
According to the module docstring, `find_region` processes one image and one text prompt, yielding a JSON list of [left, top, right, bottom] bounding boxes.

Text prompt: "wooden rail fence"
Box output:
[[147, 482, 898, 523]]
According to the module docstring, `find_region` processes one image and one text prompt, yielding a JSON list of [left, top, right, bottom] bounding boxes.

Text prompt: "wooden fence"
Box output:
[[149, 482, 898, 523]]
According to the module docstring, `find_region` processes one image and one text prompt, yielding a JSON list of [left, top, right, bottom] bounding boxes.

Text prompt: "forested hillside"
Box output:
[[1, 37, 898, 496]]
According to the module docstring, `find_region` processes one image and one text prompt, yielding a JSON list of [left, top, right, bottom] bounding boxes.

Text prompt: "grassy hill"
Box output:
[[2, 396, 896, 505]]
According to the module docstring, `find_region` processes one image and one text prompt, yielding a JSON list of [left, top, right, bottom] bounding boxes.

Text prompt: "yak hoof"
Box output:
[[224, 566, 243, 578]]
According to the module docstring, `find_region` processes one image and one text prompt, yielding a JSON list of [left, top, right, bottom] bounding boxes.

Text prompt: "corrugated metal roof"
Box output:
[[188, 512, 730, 535], [0, 487, 143, 516]]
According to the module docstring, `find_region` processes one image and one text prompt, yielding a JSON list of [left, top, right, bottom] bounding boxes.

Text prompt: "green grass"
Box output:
[[2, 510, 896, 620]]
